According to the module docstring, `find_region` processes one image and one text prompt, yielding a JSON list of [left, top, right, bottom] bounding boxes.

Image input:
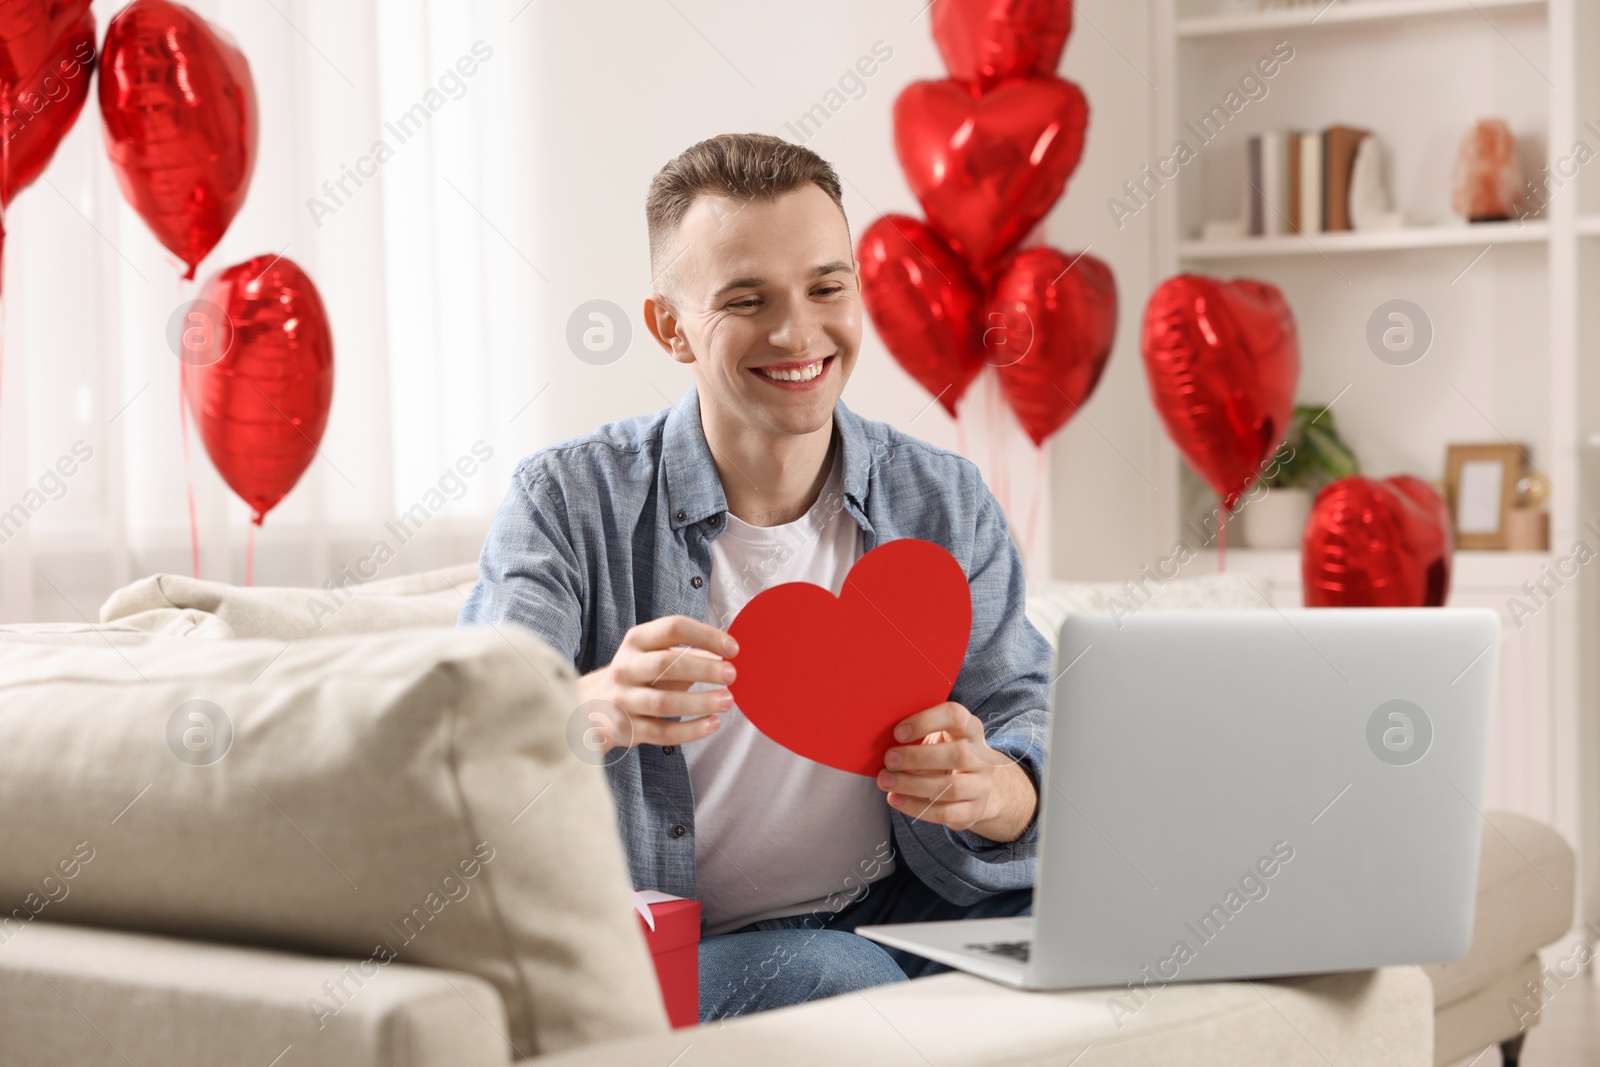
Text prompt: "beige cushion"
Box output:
[[1424, 811, 1574, 1005], [99, 564, 1275, 646], [0, 620, 202, 643], [98, 563, 480, 639], [1026, 572, 1274, 647], [0, 922, 509, 1067], [0, 623, 667, 1056], [533, 966, 1434, 1067]]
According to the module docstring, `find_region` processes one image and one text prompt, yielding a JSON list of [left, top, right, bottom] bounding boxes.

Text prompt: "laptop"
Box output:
[[856, 607, 1499, 990]]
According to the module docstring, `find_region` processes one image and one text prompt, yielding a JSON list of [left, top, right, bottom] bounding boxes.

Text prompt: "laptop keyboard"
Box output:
[[963, 939, 1032, 962]]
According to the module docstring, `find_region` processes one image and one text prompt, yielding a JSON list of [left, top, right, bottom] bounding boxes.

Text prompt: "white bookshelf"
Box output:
[[1179, 220, 1550, 259], [1176, 0, 1547, 38], [1155, 0, 1598, 926], [1195, 547, 1561, 593]]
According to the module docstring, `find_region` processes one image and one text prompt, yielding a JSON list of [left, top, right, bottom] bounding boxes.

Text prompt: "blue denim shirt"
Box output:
[[458, 385, 1051, 907]]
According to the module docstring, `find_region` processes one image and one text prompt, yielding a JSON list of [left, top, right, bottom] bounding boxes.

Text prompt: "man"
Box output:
[[458, 133, 1051, 1021]]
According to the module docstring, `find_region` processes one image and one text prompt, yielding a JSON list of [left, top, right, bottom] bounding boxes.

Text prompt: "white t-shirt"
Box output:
[[683, 450, 896, 936]]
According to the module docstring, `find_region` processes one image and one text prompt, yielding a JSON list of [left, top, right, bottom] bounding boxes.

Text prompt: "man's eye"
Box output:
[[729, 286, 842, 309]]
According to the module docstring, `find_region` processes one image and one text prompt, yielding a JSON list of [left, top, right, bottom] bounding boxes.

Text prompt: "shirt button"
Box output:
[[708, 515, 720, 527], [662, 745, 675, 755], [671, 824, 687, 838], [675, 509, 686, 522], [691, 575, 704, 589]]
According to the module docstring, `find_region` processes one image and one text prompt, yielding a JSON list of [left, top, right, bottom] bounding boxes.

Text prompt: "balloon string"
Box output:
[[1022, 442, 1047, 569], [245, 523, 255, 587], [0, 214, 6, 510], [995, 375, 1011, 518], [178, 369, 200, 578], [954, 403, 968, 460], [985, 371, 1010, 517], [0, 221, 6, 512], [176, 272, 200, 579], [984, 372, 998, 503], [1, 80, 9, 203], [1218, 502, 1228, 573], [0, 84, 9, 510]]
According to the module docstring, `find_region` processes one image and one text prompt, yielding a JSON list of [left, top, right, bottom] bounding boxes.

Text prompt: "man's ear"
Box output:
[[643, 292, 695, 366]]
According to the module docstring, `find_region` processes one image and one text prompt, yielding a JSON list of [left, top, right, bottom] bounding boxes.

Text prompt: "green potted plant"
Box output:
[[1239, 402, 1361, 549]]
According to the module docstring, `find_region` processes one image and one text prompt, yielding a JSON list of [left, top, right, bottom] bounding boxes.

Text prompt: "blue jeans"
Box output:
[[698, 859, 1033, 1022]]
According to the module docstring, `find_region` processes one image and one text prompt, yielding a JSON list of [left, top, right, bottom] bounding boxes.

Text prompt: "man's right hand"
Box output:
[[575, 615, 737, 753]]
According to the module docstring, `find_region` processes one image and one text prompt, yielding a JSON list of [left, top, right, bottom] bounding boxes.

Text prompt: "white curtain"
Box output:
[[0, 0, 1084, 625], [0, 0, 541, 622]]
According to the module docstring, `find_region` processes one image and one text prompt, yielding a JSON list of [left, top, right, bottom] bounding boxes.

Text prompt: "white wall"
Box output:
[[1043, 2, 1165, 580], [0, 0, 1164, 622], [518, 0, 1162, 582]]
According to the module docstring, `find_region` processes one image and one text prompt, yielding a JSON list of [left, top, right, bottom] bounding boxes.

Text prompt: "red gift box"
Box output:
[[633, 890, 700, 1028]]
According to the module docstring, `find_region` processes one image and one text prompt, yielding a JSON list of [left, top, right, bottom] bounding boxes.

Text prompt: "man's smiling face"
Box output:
[[648, 182, 861, 439]]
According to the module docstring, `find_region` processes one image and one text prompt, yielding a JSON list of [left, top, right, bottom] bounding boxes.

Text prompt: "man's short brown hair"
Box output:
[[646, 133, 848, 299]]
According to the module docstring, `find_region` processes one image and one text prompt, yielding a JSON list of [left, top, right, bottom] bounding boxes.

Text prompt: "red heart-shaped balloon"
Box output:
[[932, 0, 1073, 93], [1303, 476, 1454, 607], [727, 539, 973, 777], [1140, 275, 1300, 510], [987, 246, 1117, 446], [98, 0, 258, 279], [858, 213, 985, 417], [0, 3, 96, 206], [0, 0, 89, 84], [184, 255, 335, 525], [894, 75, 1088, 278]]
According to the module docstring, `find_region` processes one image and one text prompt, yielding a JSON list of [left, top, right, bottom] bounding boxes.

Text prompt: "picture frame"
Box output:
[[1444, 443, 1525, 550]]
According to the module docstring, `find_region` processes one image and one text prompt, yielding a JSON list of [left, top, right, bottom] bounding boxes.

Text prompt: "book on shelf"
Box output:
[[1247, 135, 1263, 236], [1262, 130, 1287, 235], [1299, 132, 1322, 234], [1247, 132, 1291, 236], [1287, 131, 1302, 234], [1236, 125, 1372, 239], [1323, 125, 1370, 232]]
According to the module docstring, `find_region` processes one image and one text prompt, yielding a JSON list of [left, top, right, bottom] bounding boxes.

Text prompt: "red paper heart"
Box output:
[[857, 213, 985, 417], [932, 0, 1073, 92], [727, 539, 972, 777], [893, 75, 1088, 278], [1302, 476, 1453, 607], [987, 245, 1117, 445], [0, 2, 96, 206], [1140, 275, 1300, 510]]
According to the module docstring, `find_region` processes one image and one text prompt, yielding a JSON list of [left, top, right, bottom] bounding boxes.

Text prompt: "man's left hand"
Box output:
[[876, 701, 1037, 844]]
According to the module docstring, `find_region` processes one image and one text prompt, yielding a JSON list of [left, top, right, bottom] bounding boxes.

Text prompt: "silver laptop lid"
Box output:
[[1028, 607, 1498, 989]]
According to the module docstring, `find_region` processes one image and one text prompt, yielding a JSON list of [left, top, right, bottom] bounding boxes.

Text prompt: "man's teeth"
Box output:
[[757, 360, 826, 382]]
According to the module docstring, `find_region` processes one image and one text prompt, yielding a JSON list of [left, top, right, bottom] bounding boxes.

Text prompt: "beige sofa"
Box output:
[[0, 565, 1574, 1066]]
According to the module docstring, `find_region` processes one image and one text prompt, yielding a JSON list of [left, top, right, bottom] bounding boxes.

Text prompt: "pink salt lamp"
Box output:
[[1451, 118, 1526, 222]]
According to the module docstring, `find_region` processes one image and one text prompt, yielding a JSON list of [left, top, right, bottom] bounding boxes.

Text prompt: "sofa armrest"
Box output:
[[1424, 810, 1576, 1007], [0, 923, 510, 1067], [532, 966, 1434, 1067]]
